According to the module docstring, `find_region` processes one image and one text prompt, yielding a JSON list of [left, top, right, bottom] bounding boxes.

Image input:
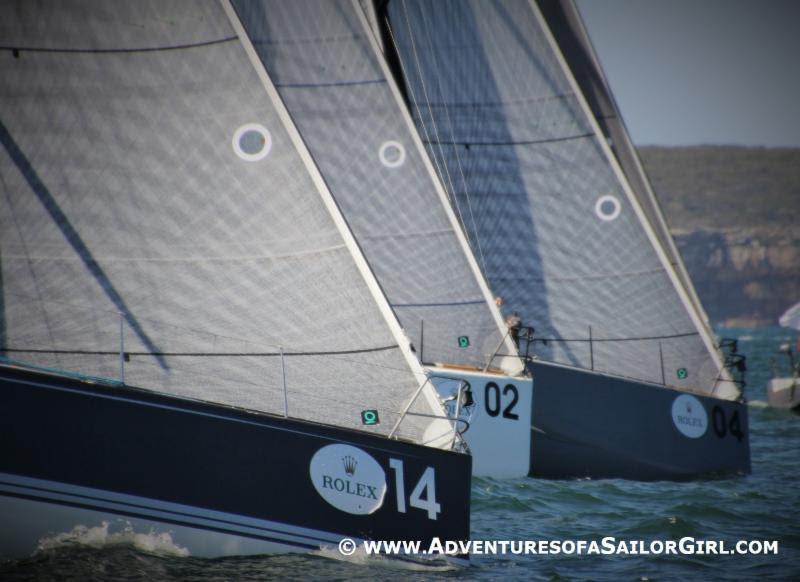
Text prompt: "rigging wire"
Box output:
[[416, 1, 490, 279], [398, 0, 461, 203], [387, 2, 484, 275], [382, 14, 457, 230]]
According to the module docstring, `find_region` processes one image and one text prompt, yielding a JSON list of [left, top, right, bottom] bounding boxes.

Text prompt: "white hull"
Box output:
[[767, 377, 800, 411], [427, 367, 533, 478]]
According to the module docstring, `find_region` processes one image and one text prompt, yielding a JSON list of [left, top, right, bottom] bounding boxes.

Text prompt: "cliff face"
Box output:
[[638, 146, 800, 327], [674, 229, 800, 326]]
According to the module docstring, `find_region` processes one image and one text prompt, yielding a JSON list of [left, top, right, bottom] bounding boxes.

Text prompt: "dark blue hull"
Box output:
[[528, 361, 751, 480], [0, 365, 471, 559]]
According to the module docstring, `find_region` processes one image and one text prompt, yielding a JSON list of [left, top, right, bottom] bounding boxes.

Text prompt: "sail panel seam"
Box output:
[[424, 133, 593, 147], [1, 345, 399, 357], [392, 299, 487, 308], [1, 38, 237, 55], [274, 79, 385, 89]]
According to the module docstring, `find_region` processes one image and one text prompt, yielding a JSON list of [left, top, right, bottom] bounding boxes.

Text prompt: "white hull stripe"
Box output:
[[0, 473, 346, 550]]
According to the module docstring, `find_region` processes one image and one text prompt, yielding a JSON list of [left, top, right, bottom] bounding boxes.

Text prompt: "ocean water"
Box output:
[[2, 327, 798, 581]]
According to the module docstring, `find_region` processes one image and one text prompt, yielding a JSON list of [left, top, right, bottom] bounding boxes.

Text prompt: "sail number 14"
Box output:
[[389, 459, 441, 520]]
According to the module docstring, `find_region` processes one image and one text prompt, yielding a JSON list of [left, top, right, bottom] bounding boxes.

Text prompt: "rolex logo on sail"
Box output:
[[309, 444, 387, 514]]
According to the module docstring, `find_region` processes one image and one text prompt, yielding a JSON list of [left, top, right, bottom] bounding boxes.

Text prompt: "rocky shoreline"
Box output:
[[639, 146, 799, 327]]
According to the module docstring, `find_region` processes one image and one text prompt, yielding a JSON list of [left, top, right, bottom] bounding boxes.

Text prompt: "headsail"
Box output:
[[0, 0, 443, 442], [387, 0, 735, 397], [228, 0, 518, 372], [536, 0, 712, 329]]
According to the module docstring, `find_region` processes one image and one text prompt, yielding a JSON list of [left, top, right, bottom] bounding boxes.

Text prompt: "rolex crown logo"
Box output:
[[342, 455, 358, 476]]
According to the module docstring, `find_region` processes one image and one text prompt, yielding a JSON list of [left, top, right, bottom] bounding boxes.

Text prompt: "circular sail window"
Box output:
[[594, 194, 621, 222], [379, 140, 406, 168], [232, 123, 272, 161]]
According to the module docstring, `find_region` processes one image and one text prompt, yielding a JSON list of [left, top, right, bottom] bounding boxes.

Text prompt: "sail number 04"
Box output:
[[389, 459, 441, 520], [711, 405, 745, 442]]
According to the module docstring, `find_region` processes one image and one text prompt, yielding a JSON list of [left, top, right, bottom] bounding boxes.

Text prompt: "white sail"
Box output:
[[537, 0, 713, 330], [387, 0, 735, 397], [0, 0, 443, 442], [227, 0, 519, 373], [779, 301, 800, 331]]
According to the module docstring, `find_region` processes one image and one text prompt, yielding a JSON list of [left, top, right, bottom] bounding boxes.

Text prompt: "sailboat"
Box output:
[[767, 301, 800, 412], [0, 0, 470, 559], [235, 0, 535, 478], [376, 0, 750, 479]]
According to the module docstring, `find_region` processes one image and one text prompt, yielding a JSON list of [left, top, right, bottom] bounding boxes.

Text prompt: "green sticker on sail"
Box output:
[[458, 336, 470, 348], [361, 409, 379, 426], [676, 368, 688, 380]]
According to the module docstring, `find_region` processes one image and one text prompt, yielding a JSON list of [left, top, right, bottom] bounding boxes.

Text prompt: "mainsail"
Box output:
[[0, 0, 443, 442], [226, 0, 517, 372], [387, 0, 735, 397]]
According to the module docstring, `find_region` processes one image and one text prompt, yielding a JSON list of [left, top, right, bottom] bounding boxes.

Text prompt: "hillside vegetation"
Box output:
[[639, 146, 800, 232], [638, 146, 799, 326]]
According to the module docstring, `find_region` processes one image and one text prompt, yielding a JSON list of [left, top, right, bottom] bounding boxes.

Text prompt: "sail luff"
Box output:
[[220, 0, 450, 432], [358, 0, 386, 53], [351, 0, 522, 374], [525, 0, 733, 397]]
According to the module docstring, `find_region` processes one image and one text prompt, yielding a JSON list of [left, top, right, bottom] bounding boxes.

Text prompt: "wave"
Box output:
[[36, 520, 190, 557]]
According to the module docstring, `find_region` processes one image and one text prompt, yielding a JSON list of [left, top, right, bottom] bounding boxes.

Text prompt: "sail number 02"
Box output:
[[389, 459, 441, 520], [484, 382, 519, 420]]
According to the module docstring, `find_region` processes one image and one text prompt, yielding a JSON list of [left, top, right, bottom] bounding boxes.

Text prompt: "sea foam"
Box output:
[[36, 520, 190, 557]]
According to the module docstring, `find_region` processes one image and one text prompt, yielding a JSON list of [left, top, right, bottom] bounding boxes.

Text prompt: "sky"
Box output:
[[575, 0, 800, 147]]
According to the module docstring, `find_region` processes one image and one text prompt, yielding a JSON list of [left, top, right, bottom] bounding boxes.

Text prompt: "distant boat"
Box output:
[[767, 301, 800, 412], [778, 300, 800, 330], [381, 0, 750, 480], [0, 0, 470, 560]]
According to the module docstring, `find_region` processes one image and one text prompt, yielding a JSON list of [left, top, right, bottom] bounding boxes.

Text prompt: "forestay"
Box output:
[[387, 0, 733, 396], [229, 0, 515, 371], [0, 0, 440, 442]]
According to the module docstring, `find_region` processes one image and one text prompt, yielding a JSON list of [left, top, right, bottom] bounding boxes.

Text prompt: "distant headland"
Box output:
[[639, 145, 800, 327]]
